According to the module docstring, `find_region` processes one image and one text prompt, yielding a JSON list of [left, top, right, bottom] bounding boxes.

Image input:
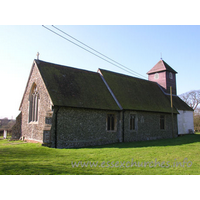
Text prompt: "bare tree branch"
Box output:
[[179, 90, 200, 110]]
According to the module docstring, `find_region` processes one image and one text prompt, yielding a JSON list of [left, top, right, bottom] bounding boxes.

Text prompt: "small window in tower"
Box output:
[[154, 73, 159, 79], [169, 72, 173, 79]]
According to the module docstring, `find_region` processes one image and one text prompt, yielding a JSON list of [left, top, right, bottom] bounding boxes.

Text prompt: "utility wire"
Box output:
[[42, 25, 147, 79], [52, 25, 147, 79], [43, 26, 139, 77]]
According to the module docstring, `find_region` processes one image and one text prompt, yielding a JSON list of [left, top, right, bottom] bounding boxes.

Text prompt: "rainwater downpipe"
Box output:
[[54, 106, 60, 148], [122, 110, 125, 142]]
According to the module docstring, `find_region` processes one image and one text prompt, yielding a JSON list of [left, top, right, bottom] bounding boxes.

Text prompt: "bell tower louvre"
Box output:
[[147, 59, 177, 95]]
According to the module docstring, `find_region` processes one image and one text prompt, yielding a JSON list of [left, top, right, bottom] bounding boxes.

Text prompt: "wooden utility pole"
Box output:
[[170, 86, 174, 137]]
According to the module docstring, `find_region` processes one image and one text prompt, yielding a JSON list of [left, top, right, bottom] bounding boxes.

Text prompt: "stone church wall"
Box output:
[[49, 108, 178, 148], [50, 107, 122, 148], [123, 111, 178, 142], [20, 62, 53, 143]]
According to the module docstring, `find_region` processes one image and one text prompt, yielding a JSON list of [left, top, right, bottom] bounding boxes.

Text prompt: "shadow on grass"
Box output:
[[2, 134, 200, 151], [88, 134, 200, 149]]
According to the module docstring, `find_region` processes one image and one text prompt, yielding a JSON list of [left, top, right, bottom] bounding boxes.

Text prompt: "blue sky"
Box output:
[[1, 25, 200, 118]]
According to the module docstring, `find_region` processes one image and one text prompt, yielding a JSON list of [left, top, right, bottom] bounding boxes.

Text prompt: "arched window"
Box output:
[[29, 83, 39, 122]]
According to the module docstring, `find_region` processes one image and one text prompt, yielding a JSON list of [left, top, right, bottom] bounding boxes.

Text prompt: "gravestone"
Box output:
[[3, 130, 7, 139]]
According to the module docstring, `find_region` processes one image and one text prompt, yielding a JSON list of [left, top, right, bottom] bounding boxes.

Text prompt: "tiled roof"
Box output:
[[35, 59, 189, 114], [36, 60, 121, 111], [99, 69, 178, 114], [147, 59, 177, 74]]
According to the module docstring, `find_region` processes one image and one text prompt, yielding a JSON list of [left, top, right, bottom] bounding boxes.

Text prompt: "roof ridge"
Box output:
[[99, 68, 148, 82], [35, 59, 98, 75]]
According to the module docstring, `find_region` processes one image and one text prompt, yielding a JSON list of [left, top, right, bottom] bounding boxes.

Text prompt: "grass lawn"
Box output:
[[0, 133, 200, 175]]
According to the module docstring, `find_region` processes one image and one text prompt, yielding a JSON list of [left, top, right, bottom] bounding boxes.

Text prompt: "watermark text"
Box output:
[[71, 158, 192, 168]]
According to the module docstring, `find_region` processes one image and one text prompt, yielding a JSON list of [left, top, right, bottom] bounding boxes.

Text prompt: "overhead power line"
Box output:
[[52, 25, 147, 79], [42, 25, 147, 79]]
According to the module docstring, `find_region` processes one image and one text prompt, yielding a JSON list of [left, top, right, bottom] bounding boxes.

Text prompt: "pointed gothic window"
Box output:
[[29, 84, 39, 123]]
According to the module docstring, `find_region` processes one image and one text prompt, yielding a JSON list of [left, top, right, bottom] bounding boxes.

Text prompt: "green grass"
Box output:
[[1, 134, 200, 175]]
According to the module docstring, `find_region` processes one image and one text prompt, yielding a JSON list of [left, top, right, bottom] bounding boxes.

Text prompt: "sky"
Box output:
[[0, 25, 200, 119]]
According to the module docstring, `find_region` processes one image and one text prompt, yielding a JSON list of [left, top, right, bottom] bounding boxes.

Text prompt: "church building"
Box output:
[[13, 59, 194, 148]]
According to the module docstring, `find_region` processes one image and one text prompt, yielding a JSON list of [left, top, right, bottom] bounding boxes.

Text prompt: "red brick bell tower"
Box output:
[[147, 59, 178, 95]]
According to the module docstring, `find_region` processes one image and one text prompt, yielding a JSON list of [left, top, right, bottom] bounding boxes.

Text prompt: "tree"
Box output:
[[194, 108, 200, 132], [179, 90, 200, 110], [180, 90, 200, 132]]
